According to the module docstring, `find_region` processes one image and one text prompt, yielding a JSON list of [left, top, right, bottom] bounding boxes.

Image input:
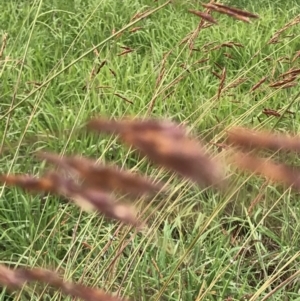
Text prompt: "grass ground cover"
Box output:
[[0, 0, 300, 300]]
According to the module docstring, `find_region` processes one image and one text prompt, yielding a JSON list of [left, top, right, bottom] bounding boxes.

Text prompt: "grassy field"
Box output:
[[0, 0, 300, 300]]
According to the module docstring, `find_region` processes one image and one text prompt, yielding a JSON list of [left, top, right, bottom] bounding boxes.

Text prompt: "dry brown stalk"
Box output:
[[87, 117, 225, 188], [188, 22, 203, 52], [211, 2, 259, 18], [149, 74, 185, 114], [162, 89, 175, 101], [248, 181, 268, 215], [275, 56, 290, 63], [114, 93, 134, 104], [129, 26, 143, 33], [188, 9, 218, 24], [250, 76, 268, 92], [223, 52, 234, 59], [268, 15, 300, 44], [167, 75, 185, 88], [187, 1, 215, 52], [179, 63, 191, 73], [151, 257, 163, 279], [96, 59, 107, 71], [0, 172, 140, 227], [192, 57, 209, 66], [37, 152, 164, 197], [111, 28, 123, 39], [117, 46, 134, 56], [214, 62, 223, 70], [278, 68, 300, 79], [0, 265, 125, 301], [96, 85, 113, 90], [226, 77, 248, 90], [269, 76, 297, 88], [262, 108, 281, 118], [26, 81, 42, 87], [208, 41, 244, 52], [202, 2, 259, 23], [227, 126, 300, 152], [230, 151, 300, 191], [130, 8, 152, 21], [179, 31, 193, 46], [202, 41, 218, 50], [0, 33, 8, 59], [91, 60, 107, 78], [292, 50, 300, 63], [109, 68, 117, 77], [203, 23, 214, 29], [83, 60, 107, 90], [93, 45, 100, 57], [279, 82, 298, 89], [222, 41, 244, 48], [217, 67, 226, 99], [155, 50, 172, 88], [212, 70, 222, 79]]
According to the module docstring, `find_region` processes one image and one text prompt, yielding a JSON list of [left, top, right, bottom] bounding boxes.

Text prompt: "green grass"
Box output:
[[1, 0, 300, 300]]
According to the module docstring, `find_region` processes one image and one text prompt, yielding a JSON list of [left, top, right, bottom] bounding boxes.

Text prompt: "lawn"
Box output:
[[0, 0, 300, 300]]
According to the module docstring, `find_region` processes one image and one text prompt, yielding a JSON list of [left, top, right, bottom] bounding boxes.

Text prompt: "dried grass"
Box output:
[[87, 117, 225, 188], [202, 2, 259, 23], [0, 265, 124, 301]]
